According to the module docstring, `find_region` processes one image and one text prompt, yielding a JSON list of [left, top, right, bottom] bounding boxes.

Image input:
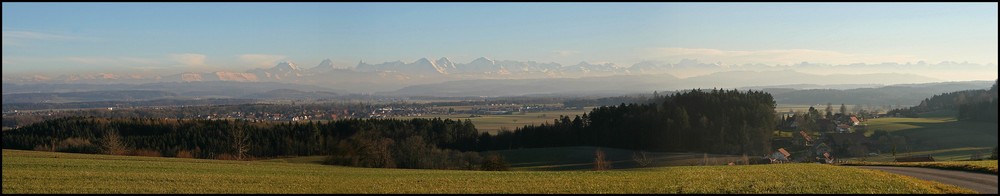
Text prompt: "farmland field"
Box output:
[[858, 111, 997, 161], [491, 146, 744, 171], [1, 149, 974, 194], [396, 108, 592, 134]]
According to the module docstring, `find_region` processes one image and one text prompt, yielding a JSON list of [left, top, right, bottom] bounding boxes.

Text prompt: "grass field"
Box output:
[[491, 146, 744, 171], [775, 104, 820, 113], [859, 111, 997, 161], [840, 160, 998, 175], [397, 108, 592, 134], [1, 149, 974, 194]]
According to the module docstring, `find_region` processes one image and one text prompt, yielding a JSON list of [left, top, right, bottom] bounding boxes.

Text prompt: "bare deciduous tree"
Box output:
[[231, 128, 250, 161], [632, 150, 653, 167], [103, 129, 128, 155], [594, 148, 612, 171]]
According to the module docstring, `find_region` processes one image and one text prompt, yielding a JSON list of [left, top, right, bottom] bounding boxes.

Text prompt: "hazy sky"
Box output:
[[2, 2, 997, 76]]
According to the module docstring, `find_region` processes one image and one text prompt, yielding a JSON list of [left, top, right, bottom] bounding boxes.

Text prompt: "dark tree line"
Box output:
[[958, 81, 998, 122], [482, 89, 777, 155], [2, 117, 479, 159], [888, 80, 997, 122], [561, 93, 661, 108]]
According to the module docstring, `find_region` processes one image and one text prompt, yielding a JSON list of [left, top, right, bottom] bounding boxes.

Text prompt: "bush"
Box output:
[[130, 149, 162, 157], [992, 146, 997, 160], [55, 138, 102, 154], [594, 148, 611, 171], [215, 153, 238, 160], [175, 149, 194, 158], [480, 154, 510, 171], [326, 134, 483, 170]]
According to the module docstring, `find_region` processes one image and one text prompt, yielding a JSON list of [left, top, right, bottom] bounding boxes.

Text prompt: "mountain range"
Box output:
[[5, 57, 992, 94]]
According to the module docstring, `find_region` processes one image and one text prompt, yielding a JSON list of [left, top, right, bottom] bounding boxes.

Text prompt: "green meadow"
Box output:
[[858, 110, 997, 161]]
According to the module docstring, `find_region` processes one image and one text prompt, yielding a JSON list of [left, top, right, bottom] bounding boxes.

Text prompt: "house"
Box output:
[[814, 143, 831, 157], [849, 116, 860, 126], [895, 155, 934, 162], [769, 148, 791, 163], [795, 131, 813, 146]]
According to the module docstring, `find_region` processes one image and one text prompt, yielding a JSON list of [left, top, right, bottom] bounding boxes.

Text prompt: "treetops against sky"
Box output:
[[2, 3, 997, 80]]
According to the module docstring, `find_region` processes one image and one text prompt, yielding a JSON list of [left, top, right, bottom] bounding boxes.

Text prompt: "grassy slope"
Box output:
[[840, 160, 998, 175], [490, 146, 743, 171], [859, 110, 997, 161], [2, 149, 974, 194]]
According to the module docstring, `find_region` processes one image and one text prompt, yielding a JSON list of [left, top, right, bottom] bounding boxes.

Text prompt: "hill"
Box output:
[[1, 149, 973, 194], [241, 89, 339, 100], [764, 80, 996, 105], [861, 114, 997, 161], [1, 90, 178, 104]]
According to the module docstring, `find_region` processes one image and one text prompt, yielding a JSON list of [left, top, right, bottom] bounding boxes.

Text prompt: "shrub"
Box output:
[[992, 146, 997, 160], [175, 149, 194, 158], [594, 148, 612, 171], [130, 149, 162, 157], [633, 151, 653, 167], [215, 153, 237, 160], [480, 154, 510, 171], [55, 138, 102, 154]]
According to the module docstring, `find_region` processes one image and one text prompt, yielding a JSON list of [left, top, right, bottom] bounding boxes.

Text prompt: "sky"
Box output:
[[2, 2, 998, 78]]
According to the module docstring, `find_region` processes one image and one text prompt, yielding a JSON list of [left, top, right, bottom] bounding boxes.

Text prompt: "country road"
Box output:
[[855, 166, 998, 194]]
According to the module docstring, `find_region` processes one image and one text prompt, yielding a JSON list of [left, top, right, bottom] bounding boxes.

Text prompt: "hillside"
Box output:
[[765, 81, 996, 105], [1, 149, 973, 194], [860, 114, 998, 161], [489, 146, 743, 171], [1, 90, 178, 104]]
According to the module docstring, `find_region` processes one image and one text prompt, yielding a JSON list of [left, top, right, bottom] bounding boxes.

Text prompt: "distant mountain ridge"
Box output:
[[3, 57, 993, 94], [386, 70, 944, 97]]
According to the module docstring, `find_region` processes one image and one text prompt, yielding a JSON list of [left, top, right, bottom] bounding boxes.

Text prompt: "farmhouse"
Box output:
[[768, 148, 791, 163], [794, 131, 813, 147]]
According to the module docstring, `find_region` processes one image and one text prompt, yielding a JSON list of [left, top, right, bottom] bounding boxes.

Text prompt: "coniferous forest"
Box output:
[[489, 89, 777, 155]]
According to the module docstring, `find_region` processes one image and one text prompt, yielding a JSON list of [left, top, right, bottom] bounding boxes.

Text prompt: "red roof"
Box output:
[[799, 131, 813, 142], [777, 148, 791, 158], [850, 116, 860, 123]]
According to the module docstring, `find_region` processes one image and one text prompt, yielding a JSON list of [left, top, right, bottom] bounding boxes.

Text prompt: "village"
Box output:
[[766, 105, 932, 164]]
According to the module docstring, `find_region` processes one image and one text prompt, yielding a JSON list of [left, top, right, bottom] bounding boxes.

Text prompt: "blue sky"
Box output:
[[2, 2, 997, 75]]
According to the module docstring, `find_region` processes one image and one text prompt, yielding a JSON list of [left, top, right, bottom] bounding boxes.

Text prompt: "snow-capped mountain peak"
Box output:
[[273, 61, 301, 71]]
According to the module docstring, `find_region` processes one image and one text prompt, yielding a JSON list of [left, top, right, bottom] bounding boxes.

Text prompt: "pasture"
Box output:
[[1, 149, 973, 194], [859, 112, 997, 161]]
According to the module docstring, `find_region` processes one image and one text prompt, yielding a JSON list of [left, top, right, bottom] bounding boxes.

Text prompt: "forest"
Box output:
[[889, 80, 997, 122], [489, 89, 777, 155]]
